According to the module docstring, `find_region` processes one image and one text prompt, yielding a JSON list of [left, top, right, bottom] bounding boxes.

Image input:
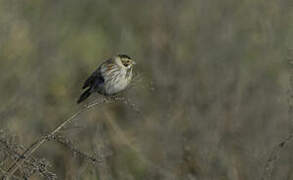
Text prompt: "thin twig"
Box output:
[[261, 133, 293, 180], [261, 59, 293, 180], [0, 167, 22, 180], [0, 135, 55, 179], [2, 97, 125, 180], [50, 134, 102, 164]]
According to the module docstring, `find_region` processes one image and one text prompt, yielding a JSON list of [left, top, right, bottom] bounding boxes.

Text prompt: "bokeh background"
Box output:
[[1, 0, 293, 179]]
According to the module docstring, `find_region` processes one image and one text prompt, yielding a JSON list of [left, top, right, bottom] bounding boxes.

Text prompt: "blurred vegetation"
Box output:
[[0, 0, 293, 179]]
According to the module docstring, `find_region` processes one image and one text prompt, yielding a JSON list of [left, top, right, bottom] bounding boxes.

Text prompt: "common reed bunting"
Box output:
[[77, 54, 135, 103]]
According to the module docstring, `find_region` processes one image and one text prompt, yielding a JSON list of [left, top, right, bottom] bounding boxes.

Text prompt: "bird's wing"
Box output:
[[82, 58, 114, 89], [99, 59, 118, 78], [82, 68, 104, 89]]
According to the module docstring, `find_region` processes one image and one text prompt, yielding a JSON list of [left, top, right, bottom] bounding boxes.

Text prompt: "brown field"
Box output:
[[0, 0, 293, 179]]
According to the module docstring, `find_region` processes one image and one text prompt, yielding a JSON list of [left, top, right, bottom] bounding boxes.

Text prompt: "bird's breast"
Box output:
[[103, 68, 132, 95]]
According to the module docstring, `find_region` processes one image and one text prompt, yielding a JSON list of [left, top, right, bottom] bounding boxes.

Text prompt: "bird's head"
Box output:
[[115, 54, 136, 69]]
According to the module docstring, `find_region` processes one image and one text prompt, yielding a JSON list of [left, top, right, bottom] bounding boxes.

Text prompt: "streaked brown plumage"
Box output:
[[77, 54, 135, 103]]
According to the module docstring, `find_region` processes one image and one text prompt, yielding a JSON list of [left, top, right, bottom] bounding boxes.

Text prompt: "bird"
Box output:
[[77, 54, 136, 104]]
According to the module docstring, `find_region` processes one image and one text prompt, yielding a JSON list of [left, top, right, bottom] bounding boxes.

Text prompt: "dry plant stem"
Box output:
[[261, 62, 293, 180], [3, 97, 123, 180], [0, 167, 22, 180], [261, 133, 293, 180], [52, 134, 101, 164], [0, 138, 55, 179]]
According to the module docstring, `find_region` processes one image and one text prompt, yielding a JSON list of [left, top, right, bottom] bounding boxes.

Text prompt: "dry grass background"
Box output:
[[0, 0, 293, 179]]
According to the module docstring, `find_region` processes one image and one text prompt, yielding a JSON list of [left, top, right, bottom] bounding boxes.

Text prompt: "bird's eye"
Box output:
[[122, 60, 130, 67]]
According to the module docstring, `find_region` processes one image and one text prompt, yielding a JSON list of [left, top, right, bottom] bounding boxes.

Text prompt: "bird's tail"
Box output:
[[77, 88, 91, 104]]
